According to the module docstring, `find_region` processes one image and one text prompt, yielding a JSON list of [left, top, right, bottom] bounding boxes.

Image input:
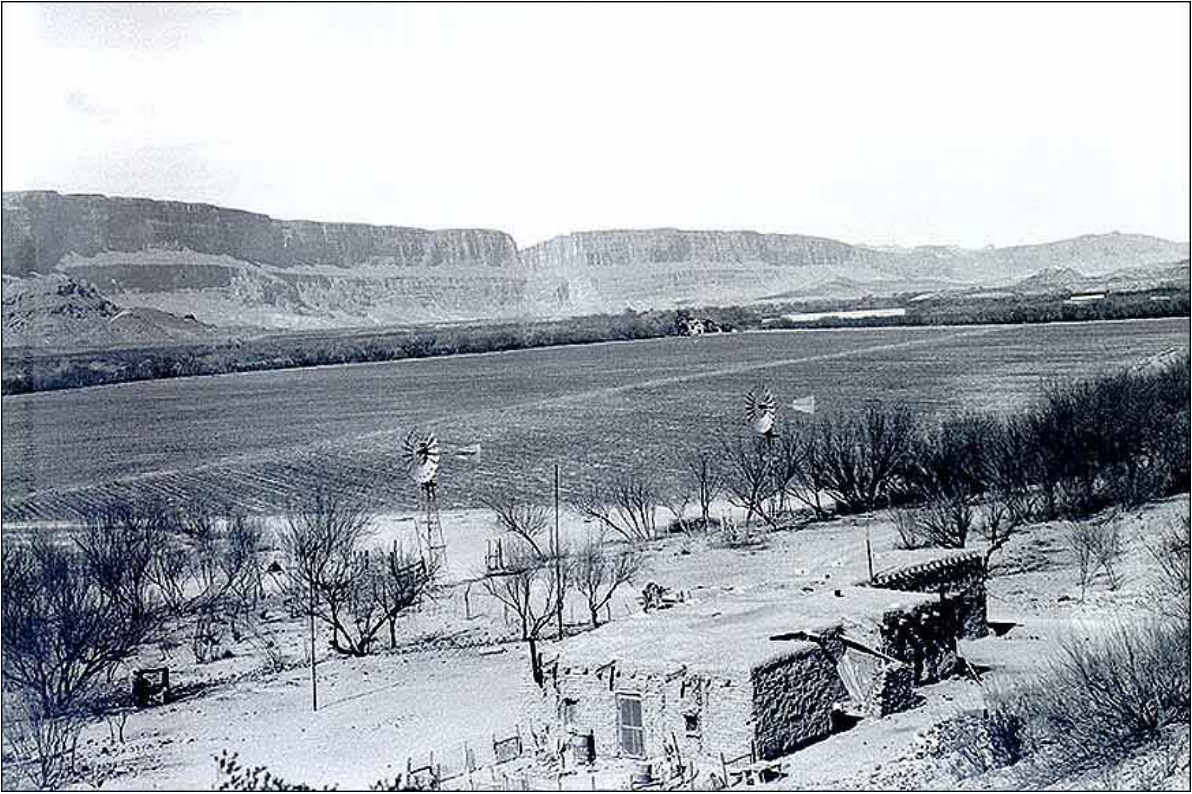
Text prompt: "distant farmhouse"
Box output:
[[673, 310, 732, 337], [543, 552, 986, 774]]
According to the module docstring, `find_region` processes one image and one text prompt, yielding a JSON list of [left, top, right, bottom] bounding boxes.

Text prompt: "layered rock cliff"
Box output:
[[2, 191, 1187, 341], [2, 191, 530, 329]]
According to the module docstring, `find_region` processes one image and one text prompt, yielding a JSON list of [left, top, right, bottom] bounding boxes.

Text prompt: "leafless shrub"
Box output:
[[2, 535, 154, 719], [1067, 514, 1123, 599], [816, 402, 916, 514], [213, 750, 427, 791], [1, 695, 86, 791], [710, 514, 765, 549], [1011, 620, 1190, 773], [1149, 511, 1190, 619], [278, 484, 393, 656], [480, 539, 564, 685], [942, 621, 1189, 787], [483, 493, 550, 557], [682, 446, 723, 530], [570, 531, 644, 627], [571, 468, 661, 543], [719, 435, 780, 530], [945, 693, 1027, 778]]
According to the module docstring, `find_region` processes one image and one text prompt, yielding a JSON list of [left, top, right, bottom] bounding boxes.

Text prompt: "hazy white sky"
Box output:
[[2, 3, 1188, 247]]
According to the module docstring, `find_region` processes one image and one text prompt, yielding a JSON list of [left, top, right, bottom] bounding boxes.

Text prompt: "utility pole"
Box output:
[[309, 588, 318, 712], [555, 464, 564, 639]]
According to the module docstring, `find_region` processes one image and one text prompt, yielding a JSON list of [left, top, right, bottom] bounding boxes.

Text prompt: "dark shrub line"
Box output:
[[706, 356, 1189, 550]]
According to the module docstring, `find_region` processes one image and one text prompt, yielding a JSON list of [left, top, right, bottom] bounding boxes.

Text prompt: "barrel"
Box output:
[[632, 762, 654, 785], [568, 729, 595, 765]]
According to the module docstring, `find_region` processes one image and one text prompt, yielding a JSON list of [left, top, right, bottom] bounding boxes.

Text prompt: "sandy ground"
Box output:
[[15, 494, 1190, 790]]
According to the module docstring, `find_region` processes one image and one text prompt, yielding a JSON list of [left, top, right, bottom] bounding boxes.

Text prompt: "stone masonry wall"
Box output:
[[749, 646, 848, 761], [877, 600, 961, 685], [553, 662, 753, 766], [870, 553, 988, 639]]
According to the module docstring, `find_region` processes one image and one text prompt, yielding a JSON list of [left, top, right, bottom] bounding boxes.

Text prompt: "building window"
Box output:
[[684, 713, 701, 737], [561, 698, 578, 726], [617, 694, 645, 758]]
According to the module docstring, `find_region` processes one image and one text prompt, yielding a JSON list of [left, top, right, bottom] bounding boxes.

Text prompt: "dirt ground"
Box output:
[[25, 493, 1191, 790]]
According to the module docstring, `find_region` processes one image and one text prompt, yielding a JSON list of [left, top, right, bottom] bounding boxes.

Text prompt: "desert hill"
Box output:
[[1, 273, 223, 350]]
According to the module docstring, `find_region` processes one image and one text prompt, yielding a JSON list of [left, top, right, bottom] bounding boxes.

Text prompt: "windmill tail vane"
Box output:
[[791, 395, 816, 415]]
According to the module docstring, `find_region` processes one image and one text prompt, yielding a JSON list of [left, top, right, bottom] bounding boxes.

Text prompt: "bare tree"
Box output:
[[74, 499, 165, 624], [682, 447, 723, 530], [368, 542, 439, 651], [480, 539, 565, 686], [787, 429, 833, 519], [570, 532, 644, 627], [145, 502, 265, 660], [768, 429, 806, 519], [2, 535, 153, 726], [278, 484, 378, 656], [662, 480, 694, 534], [817, 403, 916, 514], [719, 435, 780, 529], [975, 496, 1015, 571], [483, 493, 550, 557], [572, 469, 661, 543], [898, 414, 992, 548], [221, 512, 266, 626]]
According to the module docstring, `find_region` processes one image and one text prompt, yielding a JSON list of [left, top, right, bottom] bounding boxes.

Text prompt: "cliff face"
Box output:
[[3, 191, 1187, 341], [2, 191, 520, 274], [2, 191, 530, 329], [520, 229, 902, 313]]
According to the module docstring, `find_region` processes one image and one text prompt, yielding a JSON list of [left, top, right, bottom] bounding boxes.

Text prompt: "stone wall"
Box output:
[[552, 662, 753, 765], [877, 600, 961, 684], [749, 645, 847, 760], [866, 661, 916, 716], [870, 552, 988, 639]]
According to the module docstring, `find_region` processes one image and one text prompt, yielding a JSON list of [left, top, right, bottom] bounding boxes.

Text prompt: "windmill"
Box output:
[[403, 430, 445, 566], [745, 386, 778, 439]]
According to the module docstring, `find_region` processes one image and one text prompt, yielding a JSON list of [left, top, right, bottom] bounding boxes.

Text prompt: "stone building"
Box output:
[[544, 584, 961, 766]]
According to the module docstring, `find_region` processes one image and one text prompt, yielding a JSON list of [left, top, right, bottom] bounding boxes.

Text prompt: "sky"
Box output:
[[2, 3, 1189, 248]]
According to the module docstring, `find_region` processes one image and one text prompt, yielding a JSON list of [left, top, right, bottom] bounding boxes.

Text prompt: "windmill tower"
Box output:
[[403, 430, 445, 566]]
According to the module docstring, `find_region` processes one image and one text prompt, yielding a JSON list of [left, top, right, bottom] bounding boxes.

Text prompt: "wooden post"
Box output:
[[866, 527, 875, 582], [555, 464, 564, 639], [309, 588, 318, 712]]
